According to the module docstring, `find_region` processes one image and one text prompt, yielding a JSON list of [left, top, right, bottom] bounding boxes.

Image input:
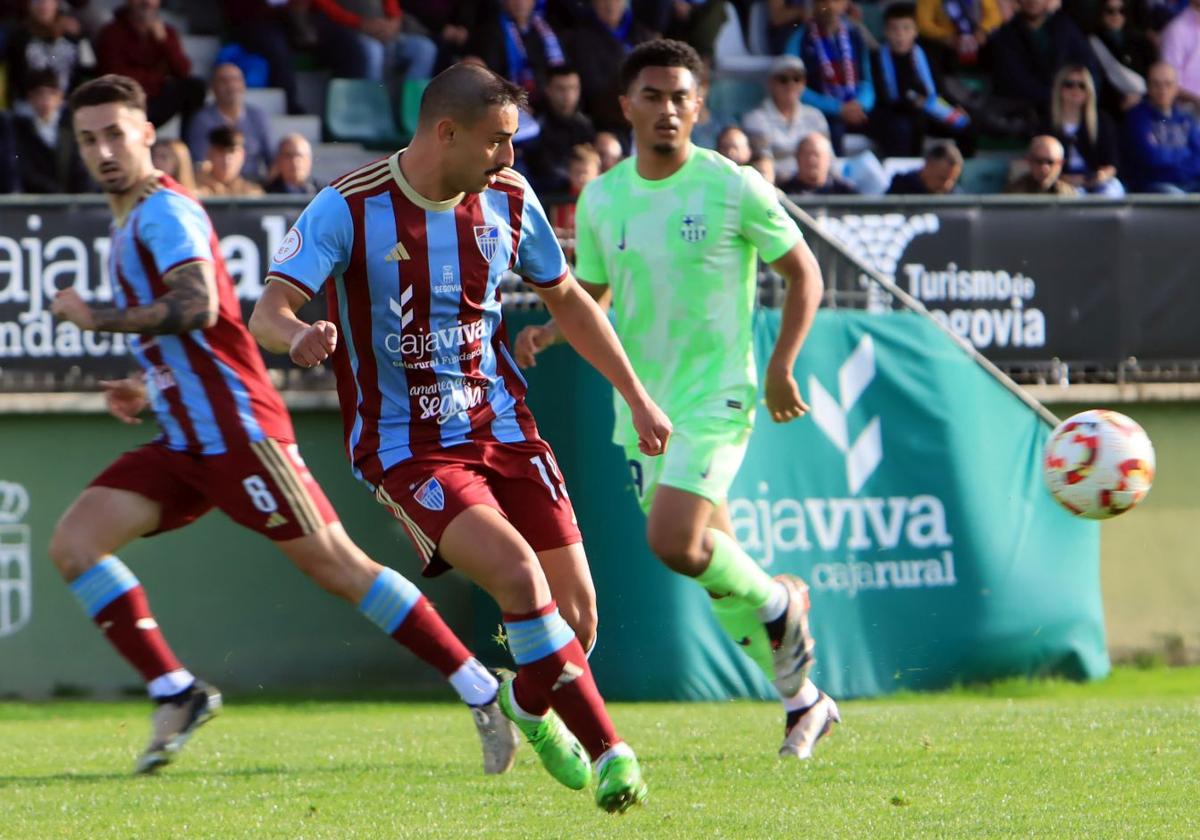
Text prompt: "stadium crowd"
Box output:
[[1, 0, 1200, 198]]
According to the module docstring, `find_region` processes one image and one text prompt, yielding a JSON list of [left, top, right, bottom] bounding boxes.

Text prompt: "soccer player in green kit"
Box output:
[[515, 39, 839, 758]]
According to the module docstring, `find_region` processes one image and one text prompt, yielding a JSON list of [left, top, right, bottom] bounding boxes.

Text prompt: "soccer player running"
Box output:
[[48, 75, 519, 777], [249, 63, 671, 813], [514, 40, 840, 759]]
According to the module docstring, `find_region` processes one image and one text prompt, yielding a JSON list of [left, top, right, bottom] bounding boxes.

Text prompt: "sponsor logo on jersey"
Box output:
[[413, 478, 446, 512], [680, 214, 707, 243], [474, 225, 500, 261], [273, 227, 302, 263]]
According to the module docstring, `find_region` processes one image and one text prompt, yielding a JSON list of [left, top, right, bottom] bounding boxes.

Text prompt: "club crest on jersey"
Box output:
[[474, 225, 500, 262], [680, 214, 707, 243], [413, 478, 445, 511]]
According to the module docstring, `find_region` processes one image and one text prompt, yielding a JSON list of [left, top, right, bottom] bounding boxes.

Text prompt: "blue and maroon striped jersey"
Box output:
[[109, 174, 293, 454], [266, 152, 569, 488]]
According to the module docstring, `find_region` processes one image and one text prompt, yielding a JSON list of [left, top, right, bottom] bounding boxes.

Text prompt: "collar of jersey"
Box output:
[[390, 150, 465, 211], [629, 143, 697, 190]]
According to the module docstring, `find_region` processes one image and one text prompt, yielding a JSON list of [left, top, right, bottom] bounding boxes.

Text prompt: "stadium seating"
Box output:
[[397, 79, 429, 141], [245, 88, 287, 118], [706, 77, 765, 125], [324, 79, 406, 149], [270, 114, 322, 147], [181, 35, 222, 80]]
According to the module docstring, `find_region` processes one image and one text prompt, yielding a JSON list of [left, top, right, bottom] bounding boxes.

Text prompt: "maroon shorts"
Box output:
[[375, 438, 582, 577], [90, 438, 338, 541]]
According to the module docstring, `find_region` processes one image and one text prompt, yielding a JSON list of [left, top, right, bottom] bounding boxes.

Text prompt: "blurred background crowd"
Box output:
[[1, 0, 1199, 205]]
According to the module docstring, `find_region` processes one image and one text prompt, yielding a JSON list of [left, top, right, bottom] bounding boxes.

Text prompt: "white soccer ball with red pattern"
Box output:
[[1043, 410, 1156, 519]]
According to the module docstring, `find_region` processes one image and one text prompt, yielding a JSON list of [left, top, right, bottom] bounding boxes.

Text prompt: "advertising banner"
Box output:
[[491, 309, 1109, 701]]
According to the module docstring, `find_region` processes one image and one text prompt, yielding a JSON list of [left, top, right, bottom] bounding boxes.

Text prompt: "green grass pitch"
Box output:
[[2, 667, 1197, 839]]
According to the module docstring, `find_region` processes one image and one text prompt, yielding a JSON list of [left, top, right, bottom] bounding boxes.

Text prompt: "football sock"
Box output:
[[449, 657, 499, 706], [67, 556, 186, 691], [359, 567, 473, 678], [695, 528, 773, 608], [783, 679, 822, 713], [504, 602, 619, 760], [594, 741, 636, 773], [696, 529, 779, 678]]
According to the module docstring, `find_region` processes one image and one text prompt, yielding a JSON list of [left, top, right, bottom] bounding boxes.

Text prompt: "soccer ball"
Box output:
[[1043, 410, 1155, 519]]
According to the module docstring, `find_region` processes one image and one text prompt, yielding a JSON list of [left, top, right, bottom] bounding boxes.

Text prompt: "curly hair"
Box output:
[[619, 39, 704, 93]]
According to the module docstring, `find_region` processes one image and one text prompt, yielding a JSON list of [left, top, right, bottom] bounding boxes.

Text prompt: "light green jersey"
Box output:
[[573, 145, 803, 446]]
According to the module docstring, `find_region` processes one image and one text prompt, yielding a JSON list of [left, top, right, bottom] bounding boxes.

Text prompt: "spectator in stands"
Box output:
[[990, 0, 1100, 118], [869, 2, 973, 158], [405, 1, 477, 61], [778, 130, 860, 193], [151, 138, 197, 193], [1089, 0, 1157, 114], [310, 0, 438, 83], [717, 125, 753, 164], [785, 0, 874, 154], [12, 69, 90, 193], [95, 0, 205, 127], [635, 0, 728, 59], [916, 0, 1003, 72], [525, 64, 596, 193], [551, 142, 600, 258], [689, 65, 725, 149], [564, 0, 655, 135], [595, 129, 626, 171], [5, 0, 95, 108], [220, 0, 305, 115], [0, 113, 20, 193], [1123, 61, 1200, 191], [749, 150, 777, 184], [742, 55, 830, 184], [1161, 0, 1200, 106], [466, 0, 566, 106], [1005, 134, 1080, 192], [886, 140, 963, 192], [767, 0, 810, 55], [186, 63, 273, 183], [1045, 64, 1124, 193], [265, 133, 320, 195], [195, 126, 266, 197]]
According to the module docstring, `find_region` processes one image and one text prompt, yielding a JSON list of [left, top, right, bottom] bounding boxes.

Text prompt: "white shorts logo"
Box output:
[[273, 227, 303, 264]]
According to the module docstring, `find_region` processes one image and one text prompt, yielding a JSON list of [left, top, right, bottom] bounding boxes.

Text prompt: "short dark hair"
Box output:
[[26, 69, 61, 94], [68, 74, 147, 115], [419, 62, 528, 128], [925, 141, 964, 167], [208, 125, 245, 150], [619, 39, 704, 94], [547, 63, 580, 81], [884, 1, 918, 22]]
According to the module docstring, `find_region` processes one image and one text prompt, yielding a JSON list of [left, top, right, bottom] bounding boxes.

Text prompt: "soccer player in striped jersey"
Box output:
[[48, 75, 518, 777], [515, 40, 841, 759], [251, 63, 671, 813]]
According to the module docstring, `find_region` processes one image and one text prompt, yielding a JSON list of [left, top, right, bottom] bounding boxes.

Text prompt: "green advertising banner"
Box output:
[[500, 309, 1108, 700]]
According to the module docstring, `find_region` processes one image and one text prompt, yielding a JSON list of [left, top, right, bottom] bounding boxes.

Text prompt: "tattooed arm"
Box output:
[[50, 261, 219, 335]]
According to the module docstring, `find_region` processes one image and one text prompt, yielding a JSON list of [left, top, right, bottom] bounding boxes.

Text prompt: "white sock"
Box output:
[[782, 678, 821, 712], [147, 669, 195, 699], [448, 658, 499, 706], [594, 741, 635, 773], [756, 581, 789, 623]]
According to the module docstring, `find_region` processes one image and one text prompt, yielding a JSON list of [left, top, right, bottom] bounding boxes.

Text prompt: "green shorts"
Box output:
[[624, 421, 751, 513]]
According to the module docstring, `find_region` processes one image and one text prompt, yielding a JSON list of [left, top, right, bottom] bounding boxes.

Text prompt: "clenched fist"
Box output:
[[290, 320, 338, 368]]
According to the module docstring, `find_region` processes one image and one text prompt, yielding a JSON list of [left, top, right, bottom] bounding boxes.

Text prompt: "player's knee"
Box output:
[[560, 602, 598, 651], [646, 524, 706, 576], [47, 525, 99, 582]]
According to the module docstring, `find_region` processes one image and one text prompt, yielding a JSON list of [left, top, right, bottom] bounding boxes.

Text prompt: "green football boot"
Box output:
[[595, 751, 648, 814], [497, 676, 591, 790]]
